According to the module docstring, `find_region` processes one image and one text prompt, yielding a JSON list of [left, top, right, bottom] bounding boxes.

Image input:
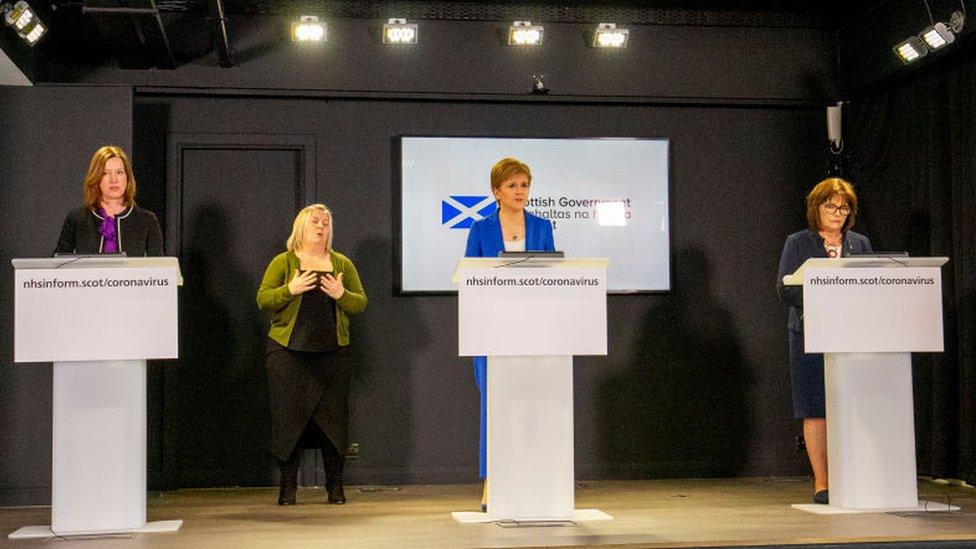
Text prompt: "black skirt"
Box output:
[[266, 340, 348, 461]]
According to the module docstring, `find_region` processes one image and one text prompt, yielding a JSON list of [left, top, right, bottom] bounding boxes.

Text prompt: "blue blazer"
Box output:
[[464, 210, 555, 258], [464, 208, 555, 479], [776, 228, 872, 332]]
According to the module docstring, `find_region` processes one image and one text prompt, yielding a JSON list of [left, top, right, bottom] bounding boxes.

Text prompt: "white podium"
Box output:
[[785, 256, 951, 512], [9, 257, 183, 538], [451, 257, 612, 523]]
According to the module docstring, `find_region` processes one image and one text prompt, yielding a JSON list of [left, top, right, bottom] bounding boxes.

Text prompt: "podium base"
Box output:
[[451, 508, 612, 524], [791, 501, 959, 515], [8, 520, 183, 539]]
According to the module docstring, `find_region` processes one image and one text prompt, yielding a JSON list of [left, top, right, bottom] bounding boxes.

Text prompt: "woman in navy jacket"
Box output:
[[464, 157, 555, 510], [776, 177, 872, 505]]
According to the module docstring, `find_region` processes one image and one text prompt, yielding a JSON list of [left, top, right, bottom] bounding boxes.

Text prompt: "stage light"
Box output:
[[508, 21, 543, 46], [292, 15, 325, 42], [383, 18, 418, 44], [919, 22, 955, 49], [2, 1, 46, 46], [893, 36, 928, 63], [592, 23, 628, 48], [893, 7, 966, 63]]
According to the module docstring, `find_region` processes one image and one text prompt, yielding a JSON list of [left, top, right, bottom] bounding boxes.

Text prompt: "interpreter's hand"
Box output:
[[287, 269, 318, 295], [320, 272, 345, 300]]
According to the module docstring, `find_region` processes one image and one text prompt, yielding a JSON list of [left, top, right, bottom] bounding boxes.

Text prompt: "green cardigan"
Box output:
[[256, 250, 367, 347]]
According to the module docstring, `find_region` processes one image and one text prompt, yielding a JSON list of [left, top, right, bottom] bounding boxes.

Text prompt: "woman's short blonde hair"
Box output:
[[287, 203, 333, 253], [490, 157, 532, 195], [83, 145, 137, 209], [806, 177, 858, 231]]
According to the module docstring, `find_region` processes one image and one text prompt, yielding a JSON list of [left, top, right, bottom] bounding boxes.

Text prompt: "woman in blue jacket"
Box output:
[[776, 177, 872, 505], [464, 157, 555, 510]]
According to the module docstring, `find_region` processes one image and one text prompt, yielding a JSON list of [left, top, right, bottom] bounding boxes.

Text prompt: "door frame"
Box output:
[[165, 133, 318, 257]]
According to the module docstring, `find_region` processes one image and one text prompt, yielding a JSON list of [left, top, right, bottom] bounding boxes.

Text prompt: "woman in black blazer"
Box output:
[[776, 177, 872, 505], [54, 145, 163, 256]]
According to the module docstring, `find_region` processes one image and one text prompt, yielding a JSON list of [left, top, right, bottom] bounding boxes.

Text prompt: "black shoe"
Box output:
[[813, 490, 829, 505], [277, 453, 300, 506], [327, 483, 346, 505], [480, 503, 487, 513], [278, 484, 297, 506], [322, 444, 345, 504]]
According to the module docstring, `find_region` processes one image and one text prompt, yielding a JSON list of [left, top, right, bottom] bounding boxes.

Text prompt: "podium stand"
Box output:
[[9, 257, 183, 538], [784, 256, 952, 513], [451, 257, 612, 523]]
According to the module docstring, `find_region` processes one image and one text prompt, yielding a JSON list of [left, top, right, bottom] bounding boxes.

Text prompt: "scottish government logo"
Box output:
[[441, 195, 496, 229]]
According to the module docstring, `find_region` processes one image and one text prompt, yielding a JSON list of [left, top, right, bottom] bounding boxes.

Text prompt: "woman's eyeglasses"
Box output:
[[822, 203, 851, 216]]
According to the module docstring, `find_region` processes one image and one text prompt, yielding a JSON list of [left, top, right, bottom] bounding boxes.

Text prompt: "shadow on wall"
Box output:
[[598, 246, 755, 478], [132, 101, 168, 224], [343, 236, 431, 484], [135, 101, 170, 491], [176, 203, 271, 487]]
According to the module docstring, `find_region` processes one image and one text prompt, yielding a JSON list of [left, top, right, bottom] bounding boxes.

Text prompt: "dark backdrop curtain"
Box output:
[[846, 52, 976, 483]]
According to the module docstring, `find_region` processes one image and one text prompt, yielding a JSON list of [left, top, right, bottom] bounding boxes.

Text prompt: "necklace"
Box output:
[[500, 210, 524, 241], [824, 238, 842, 258]]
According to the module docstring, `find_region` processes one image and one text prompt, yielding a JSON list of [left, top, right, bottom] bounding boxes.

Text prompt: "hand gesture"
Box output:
[[287, 269, 317, 295], [320, 272, 345, 300]]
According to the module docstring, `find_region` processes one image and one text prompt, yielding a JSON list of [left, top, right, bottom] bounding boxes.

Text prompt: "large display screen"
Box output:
[[398, 136, 670, 293]]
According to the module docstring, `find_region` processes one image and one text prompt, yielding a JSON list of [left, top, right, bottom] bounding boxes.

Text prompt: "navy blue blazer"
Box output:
[[776, 228, 872, 332], [464, 210, 555, 258]]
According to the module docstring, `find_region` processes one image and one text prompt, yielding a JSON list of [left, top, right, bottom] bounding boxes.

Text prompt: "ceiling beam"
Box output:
[[211, 0, 233, 67], [82, 0, 176, 69]]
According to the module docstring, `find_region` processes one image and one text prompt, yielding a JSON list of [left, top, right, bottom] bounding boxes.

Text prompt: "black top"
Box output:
[[288, 271, 339, 352], [54, 205, 164, 256], [776, 228, 873, 332]]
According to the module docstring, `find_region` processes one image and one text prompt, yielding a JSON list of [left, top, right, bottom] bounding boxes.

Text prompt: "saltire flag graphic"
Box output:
[[441, 195, 497, 229]]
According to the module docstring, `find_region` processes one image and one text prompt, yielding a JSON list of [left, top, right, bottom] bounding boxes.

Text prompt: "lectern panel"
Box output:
[[14, 266, 178, 362], [457, 266, 606, 356], [803, 267, 943, 353]]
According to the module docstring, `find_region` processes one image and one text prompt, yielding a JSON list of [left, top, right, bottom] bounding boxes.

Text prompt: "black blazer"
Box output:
[[776, 228, 872, 332], [54, 205, 164, 256]]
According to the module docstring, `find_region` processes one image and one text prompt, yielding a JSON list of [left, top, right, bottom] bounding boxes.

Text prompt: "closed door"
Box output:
[[164, 137, 315, 487]]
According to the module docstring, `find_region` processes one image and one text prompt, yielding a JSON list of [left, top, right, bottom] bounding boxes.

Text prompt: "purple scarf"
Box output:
[[97, 207, 119, 253]]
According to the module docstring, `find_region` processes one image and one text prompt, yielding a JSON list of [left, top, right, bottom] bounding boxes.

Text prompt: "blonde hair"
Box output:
[[287, 204, 333, 252], [83, 145, 137, 209], [806, 177, 858, 231]]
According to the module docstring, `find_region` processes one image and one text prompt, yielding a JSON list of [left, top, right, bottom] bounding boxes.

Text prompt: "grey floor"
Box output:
[[2, 478, 975, 548]]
